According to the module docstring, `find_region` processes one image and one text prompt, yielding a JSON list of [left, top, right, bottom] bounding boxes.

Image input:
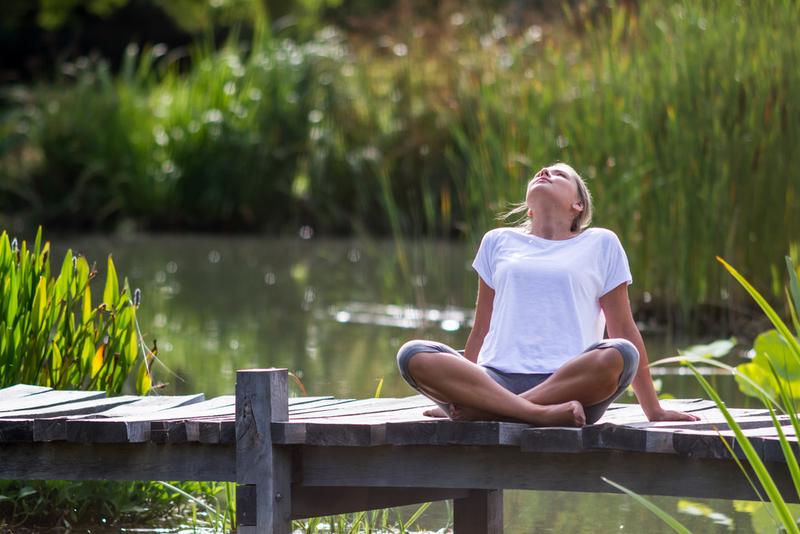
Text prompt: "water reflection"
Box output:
[[325, 301, 473, 331]]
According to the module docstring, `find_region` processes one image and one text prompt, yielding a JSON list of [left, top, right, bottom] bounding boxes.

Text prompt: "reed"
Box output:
[[2, 0, 798, 317], [0, 228, 152, 393]]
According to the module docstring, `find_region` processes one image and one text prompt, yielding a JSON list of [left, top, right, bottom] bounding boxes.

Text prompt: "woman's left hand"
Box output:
[[648, 409, 701, 422]]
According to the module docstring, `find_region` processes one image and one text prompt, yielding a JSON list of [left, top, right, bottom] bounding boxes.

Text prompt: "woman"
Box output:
[[396, 163, 699, 426]]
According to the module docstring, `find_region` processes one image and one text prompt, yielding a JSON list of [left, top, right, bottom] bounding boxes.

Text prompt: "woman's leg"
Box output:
[[520, 339, 639, 415], [398, 341, 585, 426]]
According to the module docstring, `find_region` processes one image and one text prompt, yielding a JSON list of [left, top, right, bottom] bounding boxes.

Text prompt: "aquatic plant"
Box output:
[[608, 252, 800, 532], [0, 227, 152, 393]]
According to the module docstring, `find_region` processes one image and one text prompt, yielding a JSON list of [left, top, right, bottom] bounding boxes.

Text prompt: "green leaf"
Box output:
[[689, 364, 800, 533], [787, 256, 800, 336], [136, 359, 152, 395], [103, 255, 119, 309], [717, 256, 800, 367], [31, 276, 47, 334], [752, 330, 800, 381], [602, 477, 692, 533]]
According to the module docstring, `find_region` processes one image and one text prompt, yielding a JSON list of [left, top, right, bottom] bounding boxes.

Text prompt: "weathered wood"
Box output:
[[0, 384, 51, 401], [236, 369, 291, 534], [295, 445, 798, 502], [0, 419, 34, 442], [0, 390, 106, 412], [289, 396, 432, 418], [291, 486, 470, 519], [0, 442, 234, 481], [86, 394, 205, 418], [454, 489, 503, 534], [386, 420, 528, 447], [287, 398, 356, 414], [0, 396, 139, 420], [64, 396, 234, 443], [288, 396, 335, 407]]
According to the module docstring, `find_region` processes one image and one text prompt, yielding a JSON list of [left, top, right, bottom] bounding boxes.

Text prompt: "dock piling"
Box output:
[[236, 368, 291, 533]]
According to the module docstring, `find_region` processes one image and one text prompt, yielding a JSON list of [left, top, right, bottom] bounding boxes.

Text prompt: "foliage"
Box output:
[[2, 0, 799, 318], [0, 227, 152, 393], [0, 479, 229, 531], [617, 253, 800, 533], [723, 255, 800, 403]]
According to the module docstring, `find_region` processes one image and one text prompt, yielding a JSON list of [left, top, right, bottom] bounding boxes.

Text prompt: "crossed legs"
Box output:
[[401, 343, 628, 427]]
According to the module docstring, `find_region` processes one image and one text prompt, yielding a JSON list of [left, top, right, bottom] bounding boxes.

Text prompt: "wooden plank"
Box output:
[[80, 394, 205, 418], [0, 384, 51, 401], [64, 397, 234, 443], [0, 396, 140, 419], [0, 390, 106, 412], [114, 396, 233, 422], [521, 427, 585, 453], [288, 396, 334, 407], [287, 398, 358, 415], [0, 419, 33, 442], [194, 418, 236, 444], [292, 406, 436, 425], [34, 394, 206, 442], [289, 396, 433, 418], [386, 420, 529, 447], [454, 490, 503, 534], [625, 413, 784, 431], [291, 487, 470, 519], [236, 369, 291, 534], [296, 445, 798, 502], [598, 400, 719, 424], [0, 442, 235, 481]]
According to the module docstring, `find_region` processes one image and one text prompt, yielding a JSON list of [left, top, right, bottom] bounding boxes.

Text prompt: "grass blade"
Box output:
[[717, 256, 800, 361], [601, 477, 692, 534], [688, 364, 800, 533]]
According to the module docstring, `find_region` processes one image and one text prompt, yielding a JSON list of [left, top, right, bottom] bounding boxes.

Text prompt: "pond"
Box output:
[[55, 233, 770, 533]]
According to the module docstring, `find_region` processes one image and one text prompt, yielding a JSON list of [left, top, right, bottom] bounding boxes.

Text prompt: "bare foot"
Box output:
[[423, 406, 449, 418], [531, 401, 586, 427]]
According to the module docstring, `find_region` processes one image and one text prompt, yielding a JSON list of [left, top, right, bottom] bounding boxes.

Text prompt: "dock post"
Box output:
[[454, 489, 503, 533], [236, 368, 291, 533]]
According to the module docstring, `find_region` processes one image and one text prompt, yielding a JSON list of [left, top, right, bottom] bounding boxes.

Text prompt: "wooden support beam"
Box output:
[[296, 445, 799, 503], [0, 442, 234, 481], [454, 489, 503, 534], [236, 369, 291, 533]]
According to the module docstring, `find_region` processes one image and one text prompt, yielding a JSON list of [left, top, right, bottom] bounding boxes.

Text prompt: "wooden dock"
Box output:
[[0, 368, 798, 533]]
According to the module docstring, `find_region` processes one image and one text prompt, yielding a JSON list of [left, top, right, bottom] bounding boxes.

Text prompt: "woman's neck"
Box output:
[[530, 219, 578, 241], [528, 217, 576, 241]]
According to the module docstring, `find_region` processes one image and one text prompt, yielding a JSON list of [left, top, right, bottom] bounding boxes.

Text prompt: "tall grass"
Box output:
[[1, 0, 798, 317], [448, 0, 800, 319], [0, 228, 151, 392]]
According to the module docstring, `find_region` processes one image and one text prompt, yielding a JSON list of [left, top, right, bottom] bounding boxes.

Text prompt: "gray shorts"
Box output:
[[396, 338, 640, 425]]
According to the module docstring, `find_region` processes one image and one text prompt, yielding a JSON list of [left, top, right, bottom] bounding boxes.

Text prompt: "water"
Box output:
[[52, 233, 766, 532]]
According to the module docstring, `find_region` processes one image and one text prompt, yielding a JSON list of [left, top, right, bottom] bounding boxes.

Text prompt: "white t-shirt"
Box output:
[[472, 226, 632, 374]]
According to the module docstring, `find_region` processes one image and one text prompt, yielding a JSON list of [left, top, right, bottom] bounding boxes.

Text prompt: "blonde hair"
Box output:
[[500, 163, 593, 233]]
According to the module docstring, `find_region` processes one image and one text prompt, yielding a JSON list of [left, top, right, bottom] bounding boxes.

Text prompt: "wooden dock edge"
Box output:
[[234, 368, 503, 533]]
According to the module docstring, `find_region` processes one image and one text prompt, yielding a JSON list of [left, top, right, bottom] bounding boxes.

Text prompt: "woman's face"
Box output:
[[526, 164, 581, 211]]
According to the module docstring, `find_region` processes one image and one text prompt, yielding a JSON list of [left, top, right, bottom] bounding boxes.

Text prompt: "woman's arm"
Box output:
[[463, 277, 494, 363], [600, 283, 699, 422]]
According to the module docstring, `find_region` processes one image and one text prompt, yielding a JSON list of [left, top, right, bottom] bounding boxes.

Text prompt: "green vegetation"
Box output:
[[2, 0, 798, 318], [0, 229, 233, 530], [612, 252, 800, 532], [0, 227, 151, 392]]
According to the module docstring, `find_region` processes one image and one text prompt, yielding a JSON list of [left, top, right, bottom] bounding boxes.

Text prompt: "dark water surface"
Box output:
[[54, 233, 771, 532]]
